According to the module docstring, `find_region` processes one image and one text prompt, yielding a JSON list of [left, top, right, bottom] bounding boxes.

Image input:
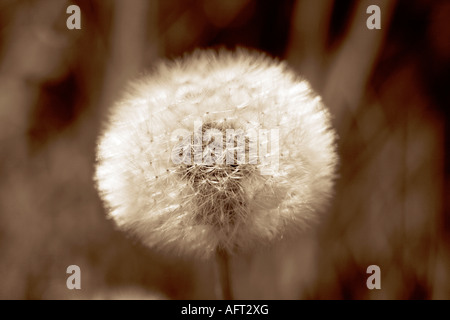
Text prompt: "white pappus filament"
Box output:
[[94, 48, 338, 258]]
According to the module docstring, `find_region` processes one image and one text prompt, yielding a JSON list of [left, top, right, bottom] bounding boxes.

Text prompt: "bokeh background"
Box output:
[[0, 0, 448, 299]]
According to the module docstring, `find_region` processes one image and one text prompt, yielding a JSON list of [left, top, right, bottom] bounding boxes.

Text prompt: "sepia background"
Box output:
[[0, 0, 448, 299]]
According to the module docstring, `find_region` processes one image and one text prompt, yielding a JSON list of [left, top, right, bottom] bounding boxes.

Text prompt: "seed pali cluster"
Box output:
[[94, 49, 338, 258]]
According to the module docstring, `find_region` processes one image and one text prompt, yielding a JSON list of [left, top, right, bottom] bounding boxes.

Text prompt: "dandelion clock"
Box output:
[[94, 48, 338, 299]]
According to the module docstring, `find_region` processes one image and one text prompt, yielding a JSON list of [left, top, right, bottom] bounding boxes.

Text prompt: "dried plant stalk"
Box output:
[[216, 248, 233, 300]]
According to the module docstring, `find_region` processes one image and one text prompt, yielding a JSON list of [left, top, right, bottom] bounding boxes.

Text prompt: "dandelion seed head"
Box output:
[[95, 48, 338, 258]]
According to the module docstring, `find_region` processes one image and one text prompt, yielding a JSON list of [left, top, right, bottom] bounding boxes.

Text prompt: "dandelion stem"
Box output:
[[216, 248, 233, 300]]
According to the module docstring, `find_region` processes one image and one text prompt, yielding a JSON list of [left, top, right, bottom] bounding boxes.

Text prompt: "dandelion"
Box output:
[[94, 48, 338, 260]]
